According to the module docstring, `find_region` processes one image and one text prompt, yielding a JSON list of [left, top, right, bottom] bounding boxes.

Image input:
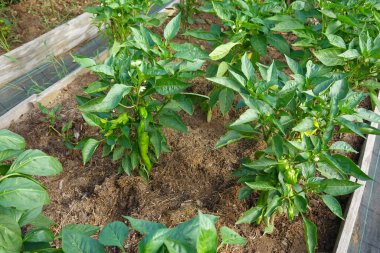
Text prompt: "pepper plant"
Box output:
[[86, 0, 170, 43], [0, 129, 62, 253], [208, 53, 380, 252], [74, 13, 208, 178]]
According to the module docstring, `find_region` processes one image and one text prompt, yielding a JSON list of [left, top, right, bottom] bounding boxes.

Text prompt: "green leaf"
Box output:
[[336, 117, 365, 138], [332, 154, 371, 181], [264, 195, 282, 217], [89, 64, 114, 76], [272, 135, 283, 160], [61, 224, 99, 237], [285, 55, 302, 75], [215, 130, 244, 148], [236, 206, 263, 224], [230, 109, 258, 126], [219, 88, 234, 115], [172, 43, 209, 61], [206, 77, 244, 93], [196, 211, 218, 253], [0, 129, 25, 152], [294, 195, 308, 212], [125, 216, 166, 235], [81, 138, 99, 165], [79, 84, 132, 112], [0, 219, 22, 253], [7, 150, 62, 176], [356, 108, 380, 123], [313, 48, 345, 66], [99, 221, 129, 249], [243, 157, 278, 170], [267, 34, 290, 55], [158, 109, 187, 132], [241, 52, 255, 81], [72, 55, 96, 68], [330, 141, 357, 153], [220, 227, 247, 245], [320, 195, 343, 219], [164, 239, 197, 253], [0, 177, 49, 210], [62, 230, 105, 253], [326, 34, 346, 49], [184, 29, 218, 41], [293, 118, 315, 132], [23, 227, 54, 243], [155, 78, 191, 96], [272, 20, 304, 32], [322, 179, 361, 196], [302, 216, 317, 253], [329, 79, 348, 101], [246, 181, 277, 191], [209, 42, 240, 60], [338, 49, 360, 59], [164, 13, 181, 41]]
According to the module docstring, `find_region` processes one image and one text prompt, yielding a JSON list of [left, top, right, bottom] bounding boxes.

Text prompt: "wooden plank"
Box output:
[[334, 92, 380, 253], [0, 13, 97, 89]]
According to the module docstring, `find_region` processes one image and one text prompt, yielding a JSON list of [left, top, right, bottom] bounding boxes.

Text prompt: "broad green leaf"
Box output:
[[336, 117, 365, 138], [81, 138, 99, 165], [246, 181, 277, 191], [220, 227, 247, 245], [0, 219, 22, 253], [320, 195, 343, 219], [243, 157, 278, 170], [206, 77, 244, 93], [89, 64, 114, 76], [62, 230, 105, 253], [158, 109, 187, 132], [241, 52, 255, 81], [173, 43, 209, 61], [138, 228, 170, 253], [294, 195, 308, 212], [272, 20, 304, 32], [302, 216, 317, 253], [164, 13, 181, 41], [196, 211, 218, 253], [322, 179, 361, 196], [164, 239, 197, 253], [184, 29, 218, 41], [356, 108, 380, 124], [0, 129, 25, 152], [215, 130, 244, 148], [293, 118, 315, 132], [216, 61, 229, 77], [272, 135, 283, 160], [326, 34, 346, 49], [230, 109, 258, 126], [79, 84, 132, 112], [267, 34, 290, 55], [285, 55, 302, 75], [0, 177, 49, 210], [330, 141, 357, 153], [155, 78, 191, 95], [7, 150, 62, 176], [99, 221, 129, 248], [124, 216, 167, 235], [332, 154, 371, 181], [329, 79, 348, 101], [236, 206, 263, 224], [338, 49, 360, 59], [251, 34, 267, 56], [209, 42, 240, 61], [264, 195, 282, 217], [23, 227, 54, 243], [219, 88, 234, 115], [72, 55, 96, 68], [313, 48, 345, 66], [61, 224, 99, 237]]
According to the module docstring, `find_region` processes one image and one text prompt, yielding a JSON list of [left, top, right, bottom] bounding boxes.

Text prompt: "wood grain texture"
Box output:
[[0, 13, 97, 89], [334, 92, 380, 253]]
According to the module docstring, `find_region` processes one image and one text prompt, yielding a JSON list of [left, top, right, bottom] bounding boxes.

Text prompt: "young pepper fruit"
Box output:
[[137, 121, 152, 172]]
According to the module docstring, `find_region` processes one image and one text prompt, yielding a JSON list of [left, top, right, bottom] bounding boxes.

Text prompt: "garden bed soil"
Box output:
[[7, 11, 365, 253], [0, 0, 96, 54]]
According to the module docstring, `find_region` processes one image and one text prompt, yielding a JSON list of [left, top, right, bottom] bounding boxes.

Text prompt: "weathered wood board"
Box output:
[[0, 13, 97, 89], [334, 93, 380, 253]]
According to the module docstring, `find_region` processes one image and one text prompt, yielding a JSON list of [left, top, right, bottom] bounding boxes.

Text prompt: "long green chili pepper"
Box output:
[[137, 121, 152, 172]]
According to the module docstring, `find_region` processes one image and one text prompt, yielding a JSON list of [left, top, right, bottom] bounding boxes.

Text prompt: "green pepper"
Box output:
[[137, 122, 152, 172], [284, 169, 298, 185], [139, 107, 148, 119], [288, 202, 295, 221]]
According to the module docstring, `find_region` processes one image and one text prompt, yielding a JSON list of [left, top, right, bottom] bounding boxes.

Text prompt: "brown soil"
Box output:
[[0, 0, 96, 54]]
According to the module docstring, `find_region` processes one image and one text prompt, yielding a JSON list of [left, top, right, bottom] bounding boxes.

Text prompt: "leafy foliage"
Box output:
[[74, 13, 208, 178]]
